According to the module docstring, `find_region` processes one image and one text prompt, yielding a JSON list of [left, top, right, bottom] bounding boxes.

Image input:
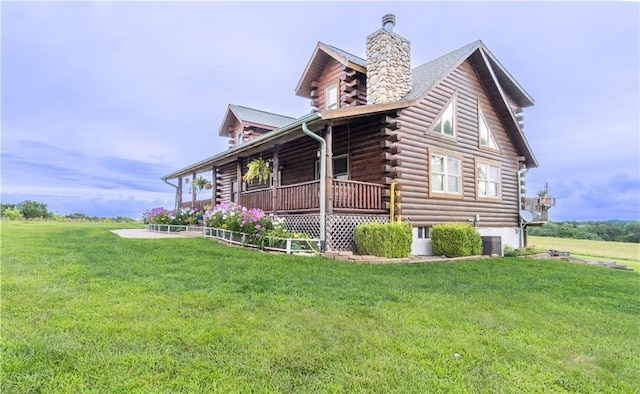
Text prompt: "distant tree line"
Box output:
[[528, 220, 640, 243], [1, 200, 136, 222]]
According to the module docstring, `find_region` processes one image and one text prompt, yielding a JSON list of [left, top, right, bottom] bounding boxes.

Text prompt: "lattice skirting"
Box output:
[[281, 214, 321, 238], [279, 213, 389, 252], [326, 214, 389, 251]]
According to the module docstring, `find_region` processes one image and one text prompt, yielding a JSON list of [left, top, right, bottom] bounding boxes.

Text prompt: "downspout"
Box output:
[[162, 178, 179, 210], [302, 122, 326, 252], [516, 168, 527, 249]]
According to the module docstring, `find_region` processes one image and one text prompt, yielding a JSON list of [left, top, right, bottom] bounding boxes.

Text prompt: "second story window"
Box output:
[[478, 107, 498, 149], [236, 130, 243, 145], [326, 83, 339, 110], [431, 93, 457, 138]]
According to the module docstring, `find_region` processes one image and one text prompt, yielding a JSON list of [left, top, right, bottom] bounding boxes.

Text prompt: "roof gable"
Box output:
[[295, 42, 366, 98], [403, 40, 533, 108], [402, 40, 537, 167], [218, 104, 296, 137]]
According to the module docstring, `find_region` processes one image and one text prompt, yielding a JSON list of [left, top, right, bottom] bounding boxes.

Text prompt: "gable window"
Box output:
[[431, 96, 456, 137], [326, 83, 339, 110], [476, 161, 501, 199], [478, 107, 498, 149], [236, 130, 243, 145], [315, 154, 348, 180], [430, 152, 461, 196]]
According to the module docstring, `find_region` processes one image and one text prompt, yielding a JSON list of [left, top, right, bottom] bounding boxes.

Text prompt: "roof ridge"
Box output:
[[323, 43, 366, 64], [229, 104, 296, 120], [411, 40, 481, 72]]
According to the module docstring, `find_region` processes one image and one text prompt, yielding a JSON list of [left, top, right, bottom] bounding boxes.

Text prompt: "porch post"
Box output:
[[324, 124, 334, 214], [211, 166, 218, 207], [191, 171, 197, 208], [177, 177, 183, 209], [236, 157, 243, 205], [272, 145, 280, 214]]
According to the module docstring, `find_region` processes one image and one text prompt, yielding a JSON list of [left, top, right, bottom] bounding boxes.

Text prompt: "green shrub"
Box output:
[[2, 207, 23, 220], [431, 223, 482, 257], [353, 222, 412, 258], [503, 245, 519, 257]]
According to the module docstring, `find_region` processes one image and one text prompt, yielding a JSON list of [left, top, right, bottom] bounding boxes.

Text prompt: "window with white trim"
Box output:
[[236, 130, 243, 145], [477, 162, 501, 198], [432, 99, 456, 137], [417, 227, 430, 239], [326, 84, 339, 110], [315, 154, 348, 180], [430, 153, 461, 195], [478, 109, 498, 149]]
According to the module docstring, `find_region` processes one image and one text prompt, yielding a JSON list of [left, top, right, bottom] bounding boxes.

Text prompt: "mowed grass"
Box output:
[[529, 236, 640, 271], [2, 222, 639, 393]]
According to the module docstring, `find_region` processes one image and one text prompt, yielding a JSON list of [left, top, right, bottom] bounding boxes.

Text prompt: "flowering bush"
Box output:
[[203, 202, 273, 236], [143, 207, 202, 225]]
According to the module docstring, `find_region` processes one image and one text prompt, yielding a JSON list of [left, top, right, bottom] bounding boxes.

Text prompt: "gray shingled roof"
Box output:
[[325, 44, 367, 68], [403, 40, 481, 101], [229, 104, 296, 128]]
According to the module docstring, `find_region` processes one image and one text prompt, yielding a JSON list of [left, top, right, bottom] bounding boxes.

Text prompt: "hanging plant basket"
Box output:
[[243, 158, 272, 185], [192, 176, 211, 191]]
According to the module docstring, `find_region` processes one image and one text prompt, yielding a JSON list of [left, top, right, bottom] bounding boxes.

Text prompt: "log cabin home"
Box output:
[[162, 14, 552, 255]]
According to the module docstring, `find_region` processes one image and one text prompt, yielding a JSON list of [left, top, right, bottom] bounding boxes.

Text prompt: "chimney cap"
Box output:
[[382, 14, 396, 32]]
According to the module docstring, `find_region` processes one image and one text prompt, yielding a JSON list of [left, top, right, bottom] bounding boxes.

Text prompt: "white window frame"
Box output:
[[417, 227, 430, 239], [429, 151, 462, 198], [478, 106, 499, 150], [315, 154, 348, 180], [326, 83, 339, 110], [236, 130, 243, 145], [430, 93, 457, 138], [476, 160, 501, 200]]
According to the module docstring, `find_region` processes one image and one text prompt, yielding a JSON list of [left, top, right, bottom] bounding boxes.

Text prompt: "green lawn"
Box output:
[[2, 221, 639, 393], [529, 236, 640, 272]]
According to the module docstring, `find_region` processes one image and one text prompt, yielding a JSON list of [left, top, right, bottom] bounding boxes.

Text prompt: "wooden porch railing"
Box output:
[[236, 179, 383, 213], [180, 179, 385, 213], [277, 180, 320, 211], [332, 179, 383, 211], [242, 188, 272, 211]]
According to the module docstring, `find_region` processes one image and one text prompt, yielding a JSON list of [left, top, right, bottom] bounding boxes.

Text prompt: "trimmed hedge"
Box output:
[[431, 223, 482, 257], [353, 222, 412, 258]]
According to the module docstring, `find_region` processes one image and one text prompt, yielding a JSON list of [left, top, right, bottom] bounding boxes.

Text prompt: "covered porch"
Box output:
[[179, 178, 385, 214]]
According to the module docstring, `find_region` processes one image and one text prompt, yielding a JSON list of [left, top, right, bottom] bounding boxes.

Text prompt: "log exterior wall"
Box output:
[[310, 58, 366, 112], [217, 162, 237, 202], [396, 59, 521, 228]]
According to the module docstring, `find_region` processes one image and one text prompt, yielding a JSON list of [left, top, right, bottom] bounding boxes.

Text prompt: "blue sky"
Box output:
[[2, 1, 639, 221]]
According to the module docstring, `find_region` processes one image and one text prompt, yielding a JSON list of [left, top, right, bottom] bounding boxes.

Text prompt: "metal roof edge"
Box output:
[[480, 44, 535, 107], [478, 48, 538, 167]]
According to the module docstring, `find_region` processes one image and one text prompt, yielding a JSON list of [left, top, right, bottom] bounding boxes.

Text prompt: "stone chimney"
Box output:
[[366, 14, 412, 105]]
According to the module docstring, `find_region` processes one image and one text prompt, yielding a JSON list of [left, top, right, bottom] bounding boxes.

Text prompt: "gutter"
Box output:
[[302, 121, 326, 252], [162, 178, 179, 210]]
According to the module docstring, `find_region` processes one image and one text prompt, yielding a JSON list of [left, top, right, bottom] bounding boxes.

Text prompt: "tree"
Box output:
[[16, 200, 51, 219], [2, 207, 23, 220], [0, 203, 16, 216]]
